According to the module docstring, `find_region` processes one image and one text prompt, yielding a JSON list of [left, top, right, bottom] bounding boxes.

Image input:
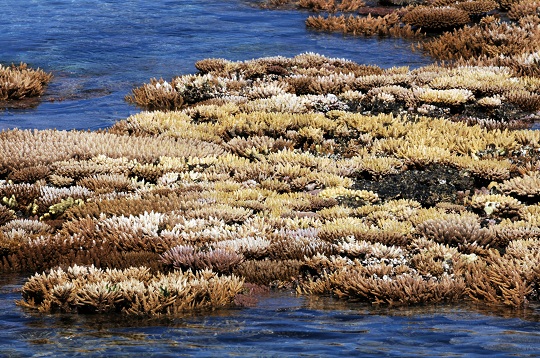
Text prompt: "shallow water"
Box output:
[[1, 1, 540, 356], [0, 0, 432, 131], [2, 274, 540, 357]]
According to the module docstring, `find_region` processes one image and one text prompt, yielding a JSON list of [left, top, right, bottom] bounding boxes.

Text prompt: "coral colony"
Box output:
[[2, 0, 540, 316]]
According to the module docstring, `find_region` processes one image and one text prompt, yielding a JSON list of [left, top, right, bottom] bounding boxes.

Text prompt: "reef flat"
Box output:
[[2, 0, 540, 316], [1, 51, 539, 315]]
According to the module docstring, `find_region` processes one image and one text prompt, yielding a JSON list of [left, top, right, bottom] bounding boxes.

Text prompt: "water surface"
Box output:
[[2, 274, 540, 357], [1, 1, 540, 356], [0, 0, 431, 130]]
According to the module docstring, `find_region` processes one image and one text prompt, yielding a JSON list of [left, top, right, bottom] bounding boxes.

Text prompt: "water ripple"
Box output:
[[0, 0, 431, 131]]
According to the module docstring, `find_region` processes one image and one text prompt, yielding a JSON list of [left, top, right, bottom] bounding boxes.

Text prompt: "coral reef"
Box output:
[[7, 53, 540, 315], [125, 54, 540, 124], [280, 0, 540, 72], [0, 63, 52, 108], [17, 265, 243, 315]]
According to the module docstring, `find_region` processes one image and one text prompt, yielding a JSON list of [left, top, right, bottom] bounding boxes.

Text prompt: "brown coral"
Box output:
[[500, 172, 540, 198], [0, 63, 52, 102], [416, 214, 498, 247], [17, 265, 244, 315], [125, 78, 184, 110], [454, 0, 498, 16], [402, 6, 470, 30]]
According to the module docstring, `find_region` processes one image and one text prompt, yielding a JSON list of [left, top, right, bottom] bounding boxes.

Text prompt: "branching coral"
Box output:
[[508, 0, 540, 21], [161, 245, 244, 274], [454, 0, 498, 16], [464, 251, 535, 307], [500, 172, 540, 198], [305, 13, 420, 38], [122, 53, 540, 126], [125, 78, 184, 110], [17, 265, 244, 315], [298, 0, 366, 12], [469, 193, 523, 217], [0, 63, 52, 102], [402, 6, 470, 30], [416, 214, 497, 247], [421, 16, 540, 61], [0, 205, 15, 226], [6, 53, 540, 312], [300, 261, 466, 305]]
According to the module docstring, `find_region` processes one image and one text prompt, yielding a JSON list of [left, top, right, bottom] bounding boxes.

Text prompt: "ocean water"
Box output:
[[0, 0, 431, 130], [1, 1, 540, 356], [2, 274, 540, 357]]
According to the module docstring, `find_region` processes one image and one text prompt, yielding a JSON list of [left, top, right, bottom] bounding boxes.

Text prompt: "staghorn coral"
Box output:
[[505, 89, 540, 112], [0, 129, 225, 173], [454, 0, 498, 15], [7, 165, 51, 183], [298, 0, 366, 12], [421, 16, 540, 61], [301, 264, 466, 305], [235, 259, 303, 285], [125, 78, 184, 110], [18, 265, 244, 315], [318, 187, 379, 204], [0, 204, 15, 226], [451, 156, 513, 182], [161, 245, 244, 274], [416, 213, 498, 247], [1, 219, 53, 236], [402, 6, 470, 30], [77, 174, 134, 194], [0, 63, 52, 102], [499, 172, 540, 198], [508, 0, 540, 21], [413, 87, 474, 106], [305, 13, 421, 38], [464, 251, 534, 307], [469, 193, 523, 217]]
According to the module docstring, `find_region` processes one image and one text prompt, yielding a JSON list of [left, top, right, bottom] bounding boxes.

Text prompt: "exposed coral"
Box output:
[[468, 193, 523, 217], [416, 213, 498, 247], [508, 0, 540, 21], [6, 53, 540, 313], [454, 0, 498, 16], [0, 63, 52, 104], [499, 172, 540, 198], [125, 78, 184, 110], [402, 6, 470, 30], [306, 13, 421, 37], [17, 265, 244, 315], [422, 16, 540, 61], [161, 245, 244, 274], [0, 205, 15, 226], [298, 0, 366, 12]]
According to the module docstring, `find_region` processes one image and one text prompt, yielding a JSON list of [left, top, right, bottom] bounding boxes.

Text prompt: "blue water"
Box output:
[[1, 1, 540, 356], [2, 274, 540, 357], [0, 0, 431, 130]]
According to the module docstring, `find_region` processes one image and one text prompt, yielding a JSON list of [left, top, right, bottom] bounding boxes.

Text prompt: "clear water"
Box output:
[[1, 1, 540, 356], [0, 0, 431, 130], [2, 274, 540, 357]]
